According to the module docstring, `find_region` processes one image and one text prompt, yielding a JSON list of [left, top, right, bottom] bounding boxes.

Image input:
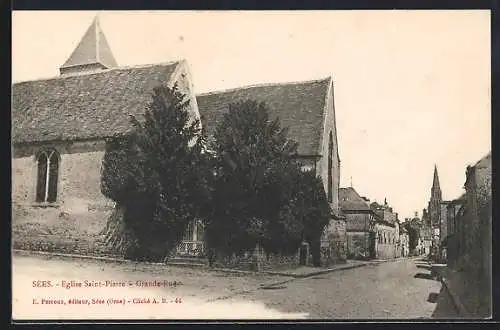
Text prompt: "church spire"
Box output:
[[59, 14, 118, 75], [432, 164, 440, 192], [428, 164, 442, 227]]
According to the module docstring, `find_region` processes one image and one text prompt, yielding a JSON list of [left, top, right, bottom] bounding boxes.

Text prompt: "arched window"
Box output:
[[36, 149, 59, 203], [327, 132, 333, 202]]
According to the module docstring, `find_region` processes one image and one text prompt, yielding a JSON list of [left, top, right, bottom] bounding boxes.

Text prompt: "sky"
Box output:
[[12, 10, 491, 219]]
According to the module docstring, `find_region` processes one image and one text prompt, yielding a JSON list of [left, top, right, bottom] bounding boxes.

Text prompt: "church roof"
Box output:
[[12, 61, 182, 144], [339, 187, 371, 211], [196, 77, 332, 156], [60, 16, 117, 72]]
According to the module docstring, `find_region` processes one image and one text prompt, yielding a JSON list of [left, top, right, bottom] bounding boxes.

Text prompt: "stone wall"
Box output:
[[321, 218, 347, 265], [212, 245, 301, 271], [12, 203, 115, 257], [12, 139, 114, 256]]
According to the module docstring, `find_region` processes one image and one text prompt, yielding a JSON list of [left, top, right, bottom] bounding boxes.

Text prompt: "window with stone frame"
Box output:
[[35, 149, 60, 203]]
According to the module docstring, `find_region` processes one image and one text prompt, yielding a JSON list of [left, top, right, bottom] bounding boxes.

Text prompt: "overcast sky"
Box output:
[[12, 10, 491, 219]]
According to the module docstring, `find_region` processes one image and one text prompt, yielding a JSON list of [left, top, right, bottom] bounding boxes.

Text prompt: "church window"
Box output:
[[36, 149, 60, 203]]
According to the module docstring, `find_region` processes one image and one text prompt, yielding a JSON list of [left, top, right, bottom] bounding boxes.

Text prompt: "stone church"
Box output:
[[12, 17, 344, 264]]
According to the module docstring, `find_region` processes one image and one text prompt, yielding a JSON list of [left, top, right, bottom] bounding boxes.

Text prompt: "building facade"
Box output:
[[371, 201, 398, 260], [446, 152, 492, 317], [399, 226, 409, 257], [340, 187, 377, 260]]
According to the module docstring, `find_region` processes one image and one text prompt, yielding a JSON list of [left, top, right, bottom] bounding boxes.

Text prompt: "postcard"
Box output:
[[11, 10, 491, 320]]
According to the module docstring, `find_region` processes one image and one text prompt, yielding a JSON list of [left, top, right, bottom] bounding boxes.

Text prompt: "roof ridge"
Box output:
[[13, 60, 184, 85], [197, 75, 332, 97]]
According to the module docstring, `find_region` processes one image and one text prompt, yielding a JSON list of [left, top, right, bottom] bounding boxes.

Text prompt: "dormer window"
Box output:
[[35, 149, 60, 203]]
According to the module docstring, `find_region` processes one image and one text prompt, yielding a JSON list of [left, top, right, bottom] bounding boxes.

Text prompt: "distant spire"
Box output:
[[432, 164, 441, 191], [350, 176, 353, 187], [384, 197, 387, 206], [60, 14, 117, 75]]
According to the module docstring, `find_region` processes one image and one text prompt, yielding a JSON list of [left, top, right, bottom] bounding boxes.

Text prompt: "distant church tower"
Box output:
[[59, 15, 117, 76], [427, 165, 442, 228]]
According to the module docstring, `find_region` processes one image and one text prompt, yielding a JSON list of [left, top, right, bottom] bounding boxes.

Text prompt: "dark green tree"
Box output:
[[205, 100, 299, 255], [205, 100, 331, 261], [100, 84, 211, 261]]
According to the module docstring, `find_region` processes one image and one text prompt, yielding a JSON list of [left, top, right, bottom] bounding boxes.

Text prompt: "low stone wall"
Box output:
[[211, 251, 257, 271], [212, 245, 301, 271], [11, 233, 117, 257], [259, 250, 300, 271], [11, 203, 118, 258]]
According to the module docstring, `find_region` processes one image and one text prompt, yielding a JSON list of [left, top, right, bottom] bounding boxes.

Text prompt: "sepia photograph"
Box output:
[[11, 10, 491, 320]]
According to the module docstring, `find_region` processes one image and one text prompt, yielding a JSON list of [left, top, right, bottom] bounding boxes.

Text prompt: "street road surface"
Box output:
[[228, 257, 460, 319], [12, 253, 458, 320]]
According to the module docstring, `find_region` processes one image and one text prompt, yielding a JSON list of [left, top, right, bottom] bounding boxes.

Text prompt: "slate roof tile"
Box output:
[[196, 77, 332, 156], [12, 61, 181, 144]]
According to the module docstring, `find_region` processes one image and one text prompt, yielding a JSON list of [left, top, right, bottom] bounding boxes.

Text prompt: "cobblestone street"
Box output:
[[224, 257, 461, 319], [12, 253, 459, 320]]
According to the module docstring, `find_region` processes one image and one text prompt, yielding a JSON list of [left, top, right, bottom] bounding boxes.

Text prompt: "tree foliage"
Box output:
[[100, 84, 210, 261], [205, 100, 331, 257], [404, 221, 421, 253]]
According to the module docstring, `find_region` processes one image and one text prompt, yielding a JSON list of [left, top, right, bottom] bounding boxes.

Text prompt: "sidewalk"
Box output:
[[427, 261, 492, 319], [12, 248, 401, 281], [258, 259, 374, 278], [213, 257, 400, 280]]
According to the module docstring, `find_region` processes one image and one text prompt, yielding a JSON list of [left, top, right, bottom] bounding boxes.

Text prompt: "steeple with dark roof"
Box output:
[[432, 165, 441, 193], [59, 15, 118, 75], [428, 164, 442, 227]]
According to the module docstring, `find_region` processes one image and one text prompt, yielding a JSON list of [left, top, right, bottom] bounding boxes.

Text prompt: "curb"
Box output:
[[284, 263, 370, 279], [212, 261, 374, 280], [439, 276, 471, 318], [259, 263, 375, 289]]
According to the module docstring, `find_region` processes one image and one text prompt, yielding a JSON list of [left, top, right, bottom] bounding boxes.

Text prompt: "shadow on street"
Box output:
[[414, 272, 435, 280], [431, 286, 461, 319]]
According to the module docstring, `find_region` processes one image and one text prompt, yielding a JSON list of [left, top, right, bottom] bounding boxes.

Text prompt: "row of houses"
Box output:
[[423, 153, 491, 317], [338, 187, 410, 260]]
